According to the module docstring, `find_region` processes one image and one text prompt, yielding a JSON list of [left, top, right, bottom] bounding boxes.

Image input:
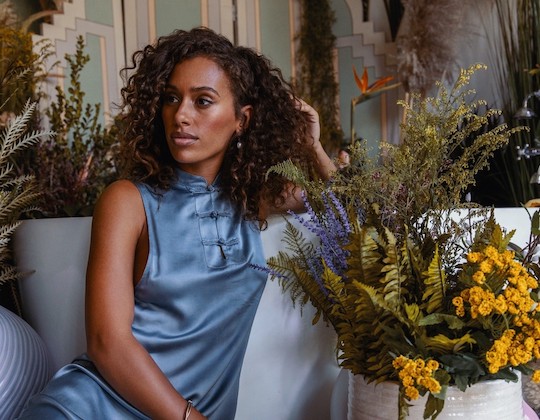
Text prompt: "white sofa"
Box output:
[[13, 208, 537, 419], [14, 214, 341, 420]]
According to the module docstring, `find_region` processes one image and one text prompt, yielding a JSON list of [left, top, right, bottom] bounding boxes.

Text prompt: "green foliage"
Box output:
[[0, 98, 53, 285], [0, 25, 53, 119], [27, 35, 120, 217], [295, 0, 343, 154]]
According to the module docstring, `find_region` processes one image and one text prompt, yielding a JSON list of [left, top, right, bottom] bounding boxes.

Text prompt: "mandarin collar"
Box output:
[[175, 169, 221, 192]]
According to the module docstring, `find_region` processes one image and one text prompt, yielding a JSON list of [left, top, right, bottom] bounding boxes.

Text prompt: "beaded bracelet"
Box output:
[[183, 400, 193, 420]]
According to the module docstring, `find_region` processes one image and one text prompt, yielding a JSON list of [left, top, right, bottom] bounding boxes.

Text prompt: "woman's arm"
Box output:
[[297, 99, 337, 180], [269, 100, 337, 214], [85, 180, 205, 420]]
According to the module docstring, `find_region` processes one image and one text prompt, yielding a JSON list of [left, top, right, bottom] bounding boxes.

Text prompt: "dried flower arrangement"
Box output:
[[265, 65, 539, 419], [397, 0, 466, 96]]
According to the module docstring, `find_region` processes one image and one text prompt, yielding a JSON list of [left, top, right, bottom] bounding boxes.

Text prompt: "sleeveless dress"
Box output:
[[18, 170, 268, 420]]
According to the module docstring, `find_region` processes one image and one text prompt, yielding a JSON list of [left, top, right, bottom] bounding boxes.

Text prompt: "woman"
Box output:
[[19, 27, 335, 419]]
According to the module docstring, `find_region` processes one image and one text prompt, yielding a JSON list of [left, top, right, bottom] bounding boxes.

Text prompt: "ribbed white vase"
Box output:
[[0, 305, 53, 419], [348, 371, 524, 420]]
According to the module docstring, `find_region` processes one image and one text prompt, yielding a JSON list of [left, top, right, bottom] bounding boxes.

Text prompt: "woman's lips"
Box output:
[[171, 132, 197, 146]]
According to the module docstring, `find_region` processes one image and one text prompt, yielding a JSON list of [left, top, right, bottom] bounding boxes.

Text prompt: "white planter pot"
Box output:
[[347, 371, 523, 420], [13, 217, 92, 372]]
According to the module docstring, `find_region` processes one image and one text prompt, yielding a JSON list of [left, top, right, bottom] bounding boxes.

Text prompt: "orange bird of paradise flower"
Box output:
[[350, 67, 400, 142], [352, 66, 399, 104]]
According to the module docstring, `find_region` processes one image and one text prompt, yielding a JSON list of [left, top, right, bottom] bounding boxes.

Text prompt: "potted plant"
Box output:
[[0, 63, 54, 416], [5, 28, 121, 371], [266, 65, 540, 419]]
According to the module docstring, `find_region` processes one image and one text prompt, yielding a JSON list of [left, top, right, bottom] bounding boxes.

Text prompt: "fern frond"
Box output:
[[353, 281, 410, 327], [0, 265, 24, 286], [0, 221, 22, 242], [424, 333, 476, 354], [15, 129, 55, 153], [0, 162, 15, 185], [0, 100, 36, 154], [346, 225, 384, 287], [421, 246, 446, 313], [0, 184, 40, 223], [0, 265, 24, 285], [267, 159, 309, 187]]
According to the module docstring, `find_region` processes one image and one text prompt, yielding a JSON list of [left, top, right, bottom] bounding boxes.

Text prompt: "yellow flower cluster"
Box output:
[[485, 319, 540, 376], [453, 246, 538, 319], [452, 287, 508, 318], [457, 246, 540, 376], [392, 355, 441, 400]]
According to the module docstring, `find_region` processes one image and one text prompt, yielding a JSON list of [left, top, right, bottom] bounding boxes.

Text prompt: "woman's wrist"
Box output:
[[182, 400, 193, 420]]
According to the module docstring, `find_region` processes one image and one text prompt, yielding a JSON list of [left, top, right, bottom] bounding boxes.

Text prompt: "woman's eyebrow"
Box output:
[[164, 84, 220, 97]]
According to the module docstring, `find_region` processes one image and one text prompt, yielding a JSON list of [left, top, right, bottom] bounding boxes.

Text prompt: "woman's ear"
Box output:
[[238, 105, 253, 132]]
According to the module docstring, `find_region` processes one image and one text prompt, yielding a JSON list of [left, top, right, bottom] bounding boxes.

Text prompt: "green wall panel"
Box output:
[[85, 0, 114, 25], [259, 1, 292, 82], [80, 34, 105, 124], [333, 0, 382, 154], [333, 0, 352, 37], [155, 0, 202, 37]]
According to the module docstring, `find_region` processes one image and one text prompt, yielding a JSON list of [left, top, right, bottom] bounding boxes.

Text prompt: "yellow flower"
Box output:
[[402, 375, 414, 387], [424, 377, 442, 394], [527, 276, 538, 289], [467, 252, 481, 263], [405, 386, 420, 400], [484, 246, 498, 259], [479, 260, 493, 273], [501, 249, 515, 264], [453, 295, 466, 317], [494, 295, 508, 314], [426, 359, 439, 370], [478, 300, 493, 316], [525, 337, 535, 351], [393, 355, 408, 368], [472, 270, 486, 284], [516, 278, 529, 294], [532, 370, 540, 383]]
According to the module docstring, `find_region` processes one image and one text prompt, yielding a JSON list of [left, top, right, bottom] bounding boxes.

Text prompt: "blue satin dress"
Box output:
[[18, 170, 268, 420]]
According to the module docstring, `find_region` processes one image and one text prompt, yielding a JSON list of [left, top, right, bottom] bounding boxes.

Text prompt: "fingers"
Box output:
[[295, 98, 319, 122], [294, 98, 321, 145]]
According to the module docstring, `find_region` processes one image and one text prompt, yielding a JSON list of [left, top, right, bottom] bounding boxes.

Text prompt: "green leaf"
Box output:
[[418, 313, 465, 330], [424, 393, 444, 419], [532, 210, 540, 236], [421, 246, 446, 313], [439, 353, 486, 389]]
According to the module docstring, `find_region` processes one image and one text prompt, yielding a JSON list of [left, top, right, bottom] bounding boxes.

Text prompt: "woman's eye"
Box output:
[[197, 97, 212, 107], [163, 94, 179, 104]]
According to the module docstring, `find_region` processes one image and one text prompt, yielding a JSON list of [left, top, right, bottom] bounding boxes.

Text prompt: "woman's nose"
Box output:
[[174, 101, 191, 125]]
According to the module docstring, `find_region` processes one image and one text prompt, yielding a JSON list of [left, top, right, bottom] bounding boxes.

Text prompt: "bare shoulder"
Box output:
[[93, 180, 146, 232]]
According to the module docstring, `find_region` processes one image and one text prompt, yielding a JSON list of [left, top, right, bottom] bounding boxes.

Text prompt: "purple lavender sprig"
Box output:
[[289, 190, 354, 280]]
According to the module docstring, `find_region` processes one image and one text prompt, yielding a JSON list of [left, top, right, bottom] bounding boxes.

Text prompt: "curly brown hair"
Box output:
[[119, 27, 319, 221]]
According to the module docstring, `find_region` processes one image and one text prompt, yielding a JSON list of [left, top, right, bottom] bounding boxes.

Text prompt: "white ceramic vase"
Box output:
[[347, 371, 523, 420], [13, 216, 92, 372], [0, 305, 52, 418]]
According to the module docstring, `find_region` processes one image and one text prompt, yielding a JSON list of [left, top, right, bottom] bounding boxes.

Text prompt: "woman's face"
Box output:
[[161, 56, 251, 183]]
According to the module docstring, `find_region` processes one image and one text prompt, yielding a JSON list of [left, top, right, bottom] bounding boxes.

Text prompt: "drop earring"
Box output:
[[236, 130, 243, 149]]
